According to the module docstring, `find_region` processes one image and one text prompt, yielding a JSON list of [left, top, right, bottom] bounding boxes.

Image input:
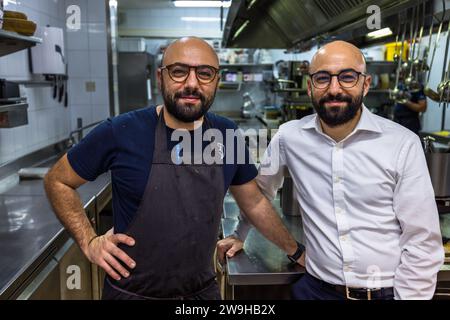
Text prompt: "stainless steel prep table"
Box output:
[[0, 156, 111, 299], [222, 217, 304, 286], [219, 193, 304, 299]]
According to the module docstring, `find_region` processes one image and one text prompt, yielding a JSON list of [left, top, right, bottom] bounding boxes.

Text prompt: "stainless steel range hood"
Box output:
[[222, 0, 430, 50]]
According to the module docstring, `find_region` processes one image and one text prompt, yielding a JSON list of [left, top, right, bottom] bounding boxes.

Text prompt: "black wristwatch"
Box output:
[[287, 241, 305, 263]]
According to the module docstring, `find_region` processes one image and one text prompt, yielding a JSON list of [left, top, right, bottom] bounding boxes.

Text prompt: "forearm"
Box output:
[[405, 100, 426, 113], [243, 194, 297, 256], [44, 176, 96, 255]]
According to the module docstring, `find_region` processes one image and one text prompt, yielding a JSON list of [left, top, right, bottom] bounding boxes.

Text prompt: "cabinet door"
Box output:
[[16, 260, 61, 300], [56, 239, 93, 300]]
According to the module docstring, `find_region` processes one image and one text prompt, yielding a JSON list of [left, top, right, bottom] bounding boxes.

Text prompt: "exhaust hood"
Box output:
[[222, 0, 431, 50]]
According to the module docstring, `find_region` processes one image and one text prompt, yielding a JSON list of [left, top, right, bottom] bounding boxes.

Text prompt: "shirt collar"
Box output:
[[301, 104, 383, 134]]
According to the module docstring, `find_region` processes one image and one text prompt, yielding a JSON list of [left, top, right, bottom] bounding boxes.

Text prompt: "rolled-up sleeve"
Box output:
[[393, 136, 445, 299]]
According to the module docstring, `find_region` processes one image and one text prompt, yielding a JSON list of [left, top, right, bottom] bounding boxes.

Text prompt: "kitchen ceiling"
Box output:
[[222, 0, 434, 50]]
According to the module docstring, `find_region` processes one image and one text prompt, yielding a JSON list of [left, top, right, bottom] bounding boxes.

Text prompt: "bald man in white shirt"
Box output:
[[216, 40, 444, 300]]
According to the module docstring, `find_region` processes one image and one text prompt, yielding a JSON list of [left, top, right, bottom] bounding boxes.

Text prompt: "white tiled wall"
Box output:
[[0, 0, 110, 165], [65, 0, 110, 132]]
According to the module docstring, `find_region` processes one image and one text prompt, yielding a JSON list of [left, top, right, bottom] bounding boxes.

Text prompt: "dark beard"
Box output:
[[312, 90, 363, 127], [161, 82, 215, 123]]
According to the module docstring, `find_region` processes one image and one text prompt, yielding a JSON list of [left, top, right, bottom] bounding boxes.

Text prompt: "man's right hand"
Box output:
[[85, 228, 136, 281], [216, 235, 244, 265]]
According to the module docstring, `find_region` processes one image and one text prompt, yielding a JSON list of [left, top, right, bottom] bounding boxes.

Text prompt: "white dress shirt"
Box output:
[[236, 105, 444, 299]]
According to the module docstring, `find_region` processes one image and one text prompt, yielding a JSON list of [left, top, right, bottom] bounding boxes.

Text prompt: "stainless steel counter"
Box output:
[[222, 218, 304, 286], [0, 155, 111, 299], [221, 194, 304, 287], [221, 195, 450, 298]]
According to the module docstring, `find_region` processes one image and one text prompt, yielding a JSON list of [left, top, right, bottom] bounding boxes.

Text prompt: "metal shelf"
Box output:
[[0, 29, 42, 57], [368, 89, 391, 94], [366, 61, 397, 74], [218, 81, 242, 91], [273, 88, 307, 94], [220, 63, 273, 68], [0, 102, 29, 128]]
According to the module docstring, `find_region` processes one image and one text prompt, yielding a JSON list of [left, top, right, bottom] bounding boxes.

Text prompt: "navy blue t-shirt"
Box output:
[[67, 106, 258, 233], [394, 84, 426, 118]]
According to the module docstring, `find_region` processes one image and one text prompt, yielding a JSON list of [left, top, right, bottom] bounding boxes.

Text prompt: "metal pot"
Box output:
[[426, 151, 450, 197]]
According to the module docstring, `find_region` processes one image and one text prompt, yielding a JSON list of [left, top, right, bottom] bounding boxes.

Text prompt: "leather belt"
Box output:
[[308, 273, 394, 300]]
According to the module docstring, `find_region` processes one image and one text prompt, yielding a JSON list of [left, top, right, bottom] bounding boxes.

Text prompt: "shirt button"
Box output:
[[334, 176, 340, 183], [336, 207, 342, 214], [344, 266, 351, 272], [340, 235, 347, 241]]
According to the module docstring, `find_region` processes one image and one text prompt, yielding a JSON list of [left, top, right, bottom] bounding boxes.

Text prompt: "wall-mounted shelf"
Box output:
[[366, 61, 397, 74], [0, 102, 29, 128], [10, 80, 53, 87], [218, 81, 242, 91], [220, 63, 273, 69], [273, 88, 307, 94], [0, 29, 42, 58]]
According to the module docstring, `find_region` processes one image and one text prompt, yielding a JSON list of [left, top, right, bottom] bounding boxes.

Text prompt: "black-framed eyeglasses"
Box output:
[[160, 63, 219, 84], [309, 69, 367, 89]]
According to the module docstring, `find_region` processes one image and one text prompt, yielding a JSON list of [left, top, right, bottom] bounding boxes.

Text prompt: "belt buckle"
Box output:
[[345, 287, 372, 300]]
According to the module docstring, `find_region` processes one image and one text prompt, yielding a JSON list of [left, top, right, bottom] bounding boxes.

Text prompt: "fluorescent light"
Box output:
[[247, 0, 258, 10], [181, 17, 225, 22], [232, 20, 249, 41], [173, 1, 231, 8], [367, 27, 393, 39]]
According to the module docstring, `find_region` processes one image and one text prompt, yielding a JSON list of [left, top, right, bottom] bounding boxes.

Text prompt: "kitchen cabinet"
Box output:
[[15, 237, 93, 300], [55, 239, 93, 300], [16, 259, 60, 300]]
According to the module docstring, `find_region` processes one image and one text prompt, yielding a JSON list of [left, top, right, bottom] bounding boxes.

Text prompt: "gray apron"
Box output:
[[102, 108, 224, 300]]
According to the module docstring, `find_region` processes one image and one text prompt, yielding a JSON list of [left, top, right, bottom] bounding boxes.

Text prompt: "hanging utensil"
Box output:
[[393, 17, 402, 63], [401, 6, 417, 74], [407, 1, 426, 92], [424, 8, 445, 101], [420, 17, 434, 73], [436, 18, 450, 107], [390, 17, 410, 104]]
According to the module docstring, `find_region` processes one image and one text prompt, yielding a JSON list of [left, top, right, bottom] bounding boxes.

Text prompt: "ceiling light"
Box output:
[[247, 0, 258, 10], [367, 27, 393, 39], [173, 1, 231, 8], [232, 20, 249, 41]]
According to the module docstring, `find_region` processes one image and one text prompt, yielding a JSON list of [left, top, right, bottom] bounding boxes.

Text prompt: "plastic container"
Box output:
[[385, 41, 409, 61]]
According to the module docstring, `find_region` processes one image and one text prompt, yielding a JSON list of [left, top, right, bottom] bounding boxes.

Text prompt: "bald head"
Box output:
[[162, 37, 219, 67], [310, 40, 366, 74]]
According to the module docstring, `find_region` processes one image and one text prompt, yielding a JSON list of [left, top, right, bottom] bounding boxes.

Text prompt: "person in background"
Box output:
[[44, 37, 303, 300], [217, 40, 444, 300], [393, 73, 427, 135]]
